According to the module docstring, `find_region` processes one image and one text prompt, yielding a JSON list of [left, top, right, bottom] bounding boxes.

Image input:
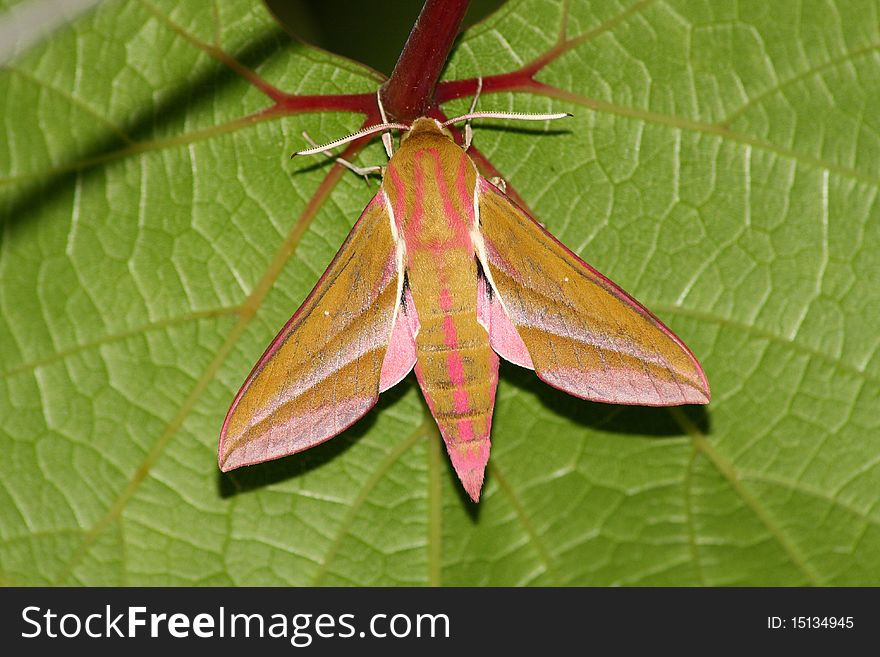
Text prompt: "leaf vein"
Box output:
[[651, 303, 876, 386], [489, 460, 559, 585], [310, 419, 430, 586], [670, 408, 822, 585], [720, 41, 880, 126]]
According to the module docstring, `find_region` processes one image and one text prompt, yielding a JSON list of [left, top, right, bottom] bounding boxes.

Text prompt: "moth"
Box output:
[[219, 89, 710, 502]]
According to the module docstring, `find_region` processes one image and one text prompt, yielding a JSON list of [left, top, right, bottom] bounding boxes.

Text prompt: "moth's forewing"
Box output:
[[219, 194, 410, 471], [476, 178, 710, 406]]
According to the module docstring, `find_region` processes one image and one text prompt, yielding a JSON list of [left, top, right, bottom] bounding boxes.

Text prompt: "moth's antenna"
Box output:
[[292, 122, 410, 158], [442, 111, 572, 126], [300, 131, 384, 181]]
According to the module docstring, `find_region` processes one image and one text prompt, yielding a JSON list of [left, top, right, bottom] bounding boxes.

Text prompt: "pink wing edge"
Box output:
[[476, 273, 534, 370], [218, 194, 419, 471], [475, 177, 710, 406], [378, 285, 420, 392]]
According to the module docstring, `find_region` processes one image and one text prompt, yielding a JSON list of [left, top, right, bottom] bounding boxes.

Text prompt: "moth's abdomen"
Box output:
[[415, 311, 496, 414], [409, 252, 499, 502]]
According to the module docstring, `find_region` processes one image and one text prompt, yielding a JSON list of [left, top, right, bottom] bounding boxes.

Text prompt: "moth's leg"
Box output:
[[463, 77, 483, 151], [377, 89, 394, 159], [489, 175, 507, 193], [301, 131, 383, 183]]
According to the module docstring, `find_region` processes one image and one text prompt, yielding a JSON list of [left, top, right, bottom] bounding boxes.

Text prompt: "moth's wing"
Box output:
[[476, 178, 710, 406], [379, 285, 419, 392], [219, 193, 417, 471], [476, 271, 533, 369]]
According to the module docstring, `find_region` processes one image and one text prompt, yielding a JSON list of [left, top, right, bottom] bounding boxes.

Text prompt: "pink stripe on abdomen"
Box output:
[[442, 306, 476, 438]]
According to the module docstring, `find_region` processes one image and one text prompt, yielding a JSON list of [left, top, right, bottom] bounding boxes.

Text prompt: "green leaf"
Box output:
[[1, 0, 878, 586]]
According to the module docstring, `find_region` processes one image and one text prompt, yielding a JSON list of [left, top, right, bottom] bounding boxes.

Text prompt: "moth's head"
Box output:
[[401, 117, 454, 143]]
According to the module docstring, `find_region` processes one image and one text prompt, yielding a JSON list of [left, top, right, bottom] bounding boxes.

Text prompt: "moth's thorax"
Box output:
[[401, 116, 454, 142], [382, 117, 478, 250]]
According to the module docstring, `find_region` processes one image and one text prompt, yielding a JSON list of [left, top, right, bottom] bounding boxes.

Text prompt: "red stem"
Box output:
[[380, 0, 471, 121], [269, 92, 376, 115]]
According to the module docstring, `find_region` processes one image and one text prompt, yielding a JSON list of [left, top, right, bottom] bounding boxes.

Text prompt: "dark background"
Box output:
[[264, 0, 505, 75]]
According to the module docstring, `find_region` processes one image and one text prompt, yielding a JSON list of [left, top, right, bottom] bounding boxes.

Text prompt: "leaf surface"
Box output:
[[1, 0, 878, 585]]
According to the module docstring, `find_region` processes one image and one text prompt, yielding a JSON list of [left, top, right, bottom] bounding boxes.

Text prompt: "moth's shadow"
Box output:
[[472, 125, 573, 139], [501, 361, 712, 438], [217, 364, 711, 501], [216, 379, 412, 498], [443, 364, 711, 524], [452, 474, 484, 523]]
